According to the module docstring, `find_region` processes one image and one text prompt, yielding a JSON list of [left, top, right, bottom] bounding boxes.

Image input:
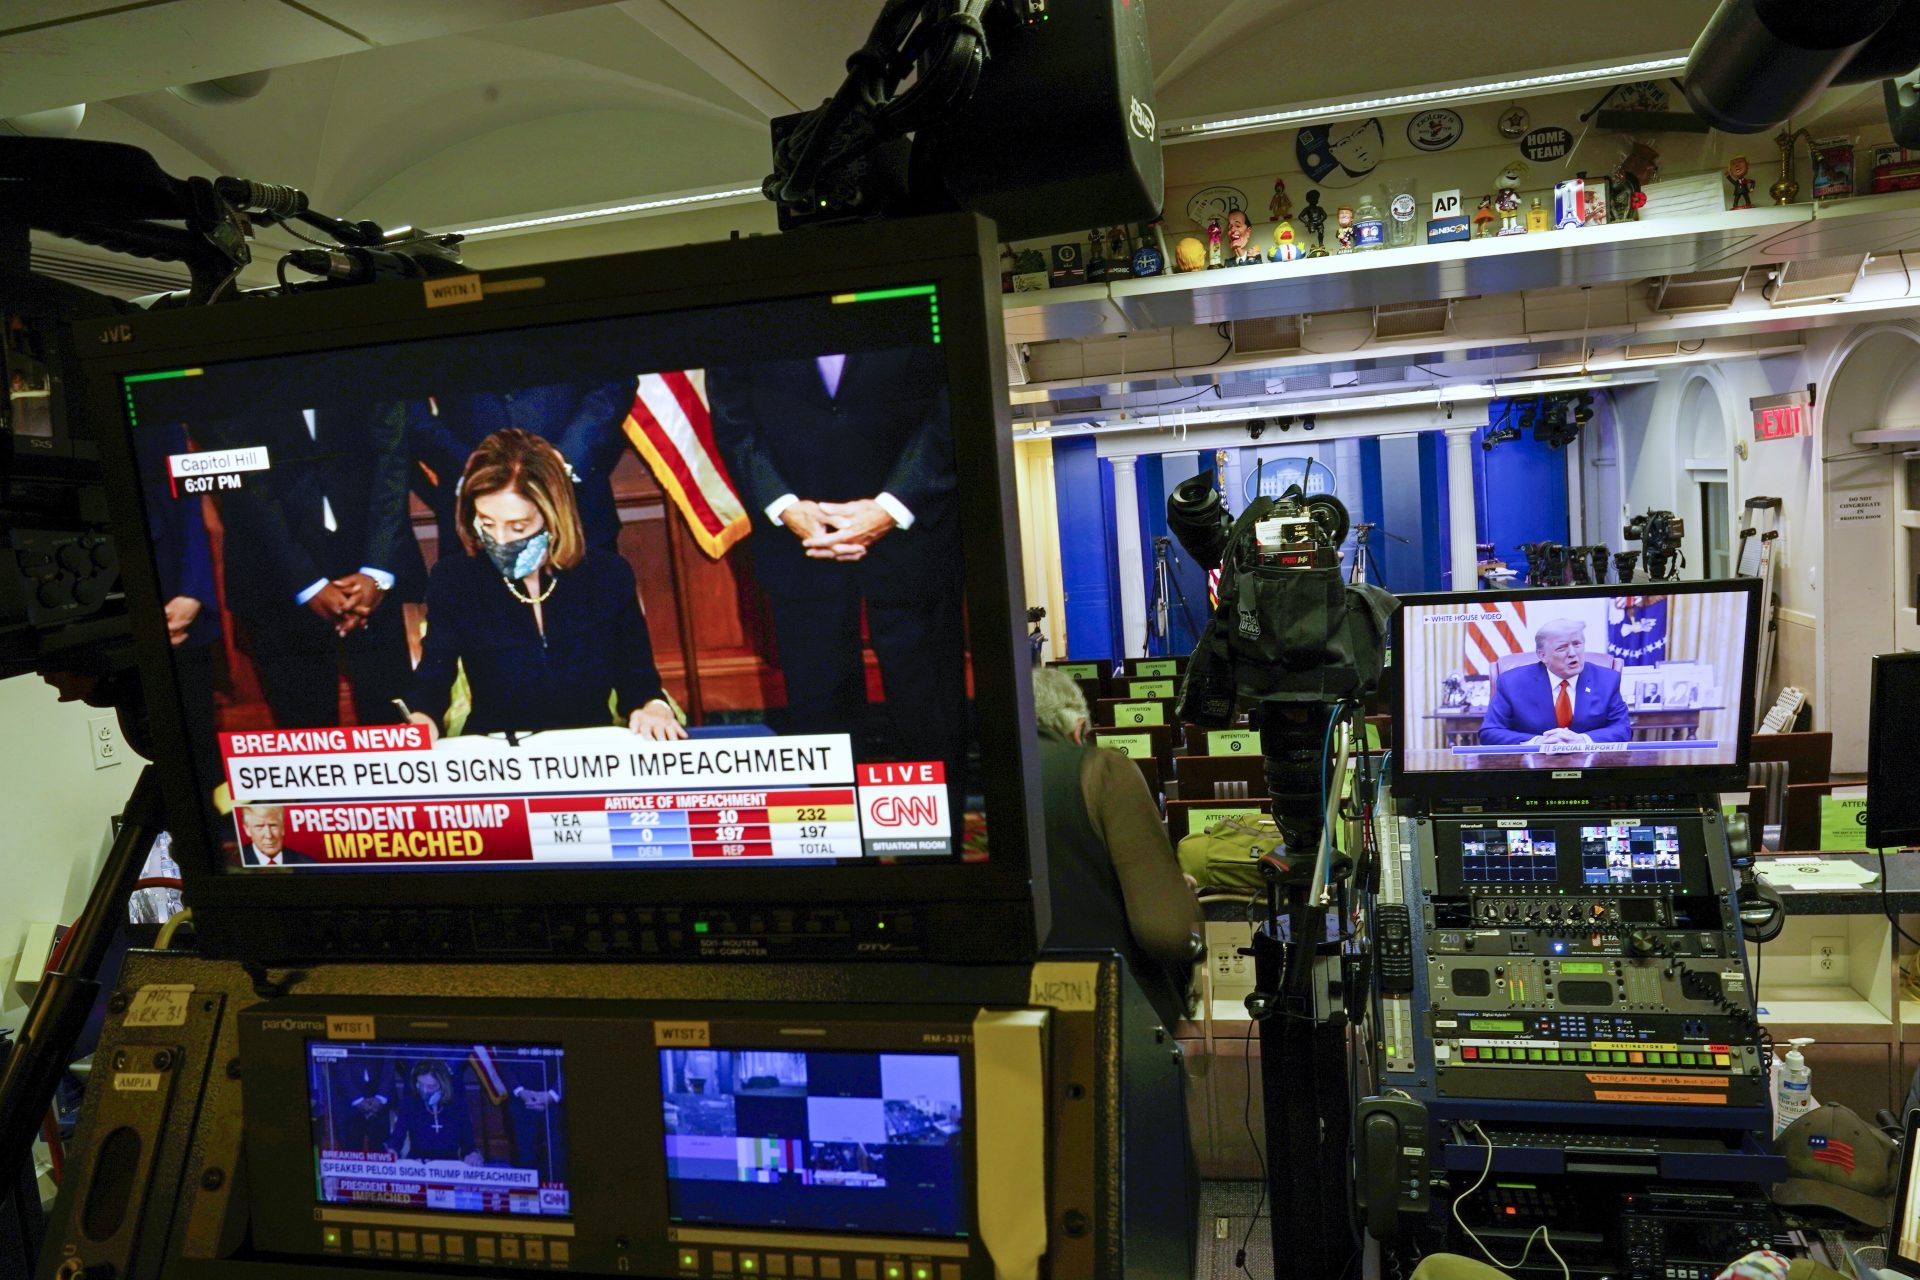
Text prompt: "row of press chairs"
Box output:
[[1743, 731, 1835, 851], [1048, 660, 1409, 844]]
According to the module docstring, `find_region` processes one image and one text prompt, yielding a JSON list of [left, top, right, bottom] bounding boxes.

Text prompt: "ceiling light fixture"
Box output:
[[1161, 54, 1689, 143], [452, 184, 765, 238]]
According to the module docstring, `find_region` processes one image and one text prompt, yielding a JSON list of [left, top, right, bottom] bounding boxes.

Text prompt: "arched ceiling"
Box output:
[[0, 0, 1821, 249]]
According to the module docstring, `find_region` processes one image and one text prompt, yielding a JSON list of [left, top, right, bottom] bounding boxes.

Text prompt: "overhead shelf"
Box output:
[[995, 198, 1920, 340]]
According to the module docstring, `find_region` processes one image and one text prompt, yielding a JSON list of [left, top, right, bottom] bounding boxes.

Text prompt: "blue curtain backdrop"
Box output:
[[1047, 425, 1548, 661], [1051, 436, 1120, 660], [1471, 399, 1573, 575]]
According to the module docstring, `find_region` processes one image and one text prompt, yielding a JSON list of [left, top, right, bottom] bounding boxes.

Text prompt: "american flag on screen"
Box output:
[[469, 1046, 508, 1106], [1463, 599, 1532, 677], [622, 371, 751, 559]]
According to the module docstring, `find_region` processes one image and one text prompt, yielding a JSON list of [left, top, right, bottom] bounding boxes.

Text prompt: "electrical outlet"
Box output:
[[87, 714, 123, 770], [1812, 935, 1844, 977]]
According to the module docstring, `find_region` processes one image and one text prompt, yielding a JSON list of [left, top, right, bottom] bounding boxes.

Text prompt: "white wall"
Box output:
[[0, 680, 137, 1030], [1610, 354, 1827, 726]]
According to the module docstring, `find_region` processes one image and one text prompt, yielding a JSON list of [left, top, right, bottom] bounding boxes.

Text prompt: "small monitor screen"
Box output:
[[1896, 1109, 1920, 1272], [1459, 827, 1559, 884], [307, 1039, 571, 1218], [1579, 822, 1682, 886], [117, 286, 984, 873], [1395, 586, 1752, 784], [659, 1048, 966, 1237]]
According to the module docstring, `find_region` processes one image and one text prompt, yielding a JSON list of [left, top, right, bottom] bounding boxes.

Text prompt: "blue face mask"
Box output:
[[476, 522, 549, 580]]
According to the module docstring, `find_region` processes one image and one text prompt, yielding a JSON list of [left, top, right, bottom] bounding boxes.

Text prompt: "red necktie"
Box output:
[[1555, 680, 1573, 729]]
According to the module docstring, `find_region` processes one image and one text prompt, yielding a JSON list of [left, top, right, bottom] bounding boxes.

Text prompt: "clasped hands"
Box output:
[[306, 572, 387, 636], [781, 498, 895, 562]]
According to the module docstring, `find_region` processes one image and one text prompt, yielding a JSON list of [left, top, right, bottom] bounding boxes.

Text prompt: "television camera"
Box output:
[[1626, 507, 1687, 581], [1164, 470, 1398, 1276]]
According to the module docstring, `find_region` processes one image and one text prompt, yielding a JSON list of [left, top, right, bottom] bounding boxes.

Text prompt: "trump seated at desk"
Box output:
[[1477, 619, 1631, 749]]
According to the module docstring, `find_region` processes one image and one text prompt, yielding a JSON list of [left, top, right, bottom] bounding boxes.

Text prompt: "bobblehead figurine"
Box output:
[[1727, 155, 1756, 209], [1269, 178, 1293, 224], [1269, 221, 1304, 262]]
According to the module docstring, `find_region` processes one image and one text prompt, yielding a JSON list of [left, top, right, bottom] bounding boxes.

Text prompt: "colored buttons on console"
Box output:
[[374, 1231, 394, 1253], [525, 1240, 545, 1263], [1463, 1046, 1479, 1060], [1714, 1053, 1731, 1067], [501, 1239, 522, 1261], [445, 1237, 467, 1259], [856, 1261, 878, 1280], [323, 1228, 343, 1250], [792, 1259, 815, 1278], [820, 1259, 843, 1279], [767, 1258, 787, 1277], [549, 1242, 570, 1266], [713, 1251, 734, 1273], [351, 1230, 371, 1252], [681, 1250, 701, 1272], [475, 1239, 497, 1262]]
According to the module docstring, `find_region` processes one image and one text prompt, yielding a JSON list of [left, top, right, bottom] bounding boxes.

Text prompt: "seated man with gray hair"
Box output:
[[1030, 667, 1201, 1028], [1478, 618, 1631, 748]]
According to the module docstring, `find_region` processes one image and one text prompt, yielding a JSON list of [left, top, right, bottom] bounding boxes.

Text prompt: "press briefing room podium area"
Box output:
[[25, 3, 1920, 1280]]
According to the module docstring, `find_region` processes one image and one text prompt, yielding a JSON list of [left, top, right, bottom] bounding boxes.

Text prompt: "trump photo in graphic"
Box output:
[[1477, 619, 1631, 748]]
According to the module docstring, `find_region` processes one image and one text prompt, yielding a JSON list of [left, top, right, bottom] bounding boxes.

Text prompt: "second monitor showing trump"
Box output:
[[1397, 588, 1752, 771]]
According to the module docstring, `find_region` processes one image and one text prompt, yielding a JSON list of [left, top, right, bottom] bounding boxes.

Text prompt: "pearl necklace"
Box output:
[[506, 573, 558, 605]]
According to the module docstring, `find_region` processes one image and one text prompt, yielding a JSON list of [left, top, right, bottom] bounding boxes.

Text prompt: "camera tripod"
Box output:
[[1147, 535, 1199, 655], [1347, 522, 1408, 586]]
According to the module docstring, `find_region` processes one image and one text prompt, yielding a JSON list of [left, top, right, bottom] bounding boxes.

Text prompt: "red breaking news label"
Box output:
[[221, 724, 432, 757]]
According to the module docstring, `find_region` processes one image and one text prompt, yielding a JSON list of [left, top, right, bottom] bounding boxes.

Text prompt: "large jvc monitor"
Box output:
[[78, 214, 1042, 963], [1390, 580, 1760, 800]]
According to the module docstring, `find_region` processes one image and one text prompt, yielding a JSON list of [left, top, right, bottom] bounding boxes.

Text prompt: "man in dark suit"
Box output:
[[212, 378, 425, 728], [332, 1055, 395, 1153], [502, 1057, 567, 1181], [404, 381, 634, 554], [707, 349, 968, 807], [1479, 619, 1632, 747], [238, 805, 314, 867]]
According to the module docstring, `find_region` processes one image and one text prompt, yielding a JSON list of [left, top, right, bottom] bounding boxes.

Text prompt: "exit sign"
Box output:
[[1752, 390, 1811, 441]]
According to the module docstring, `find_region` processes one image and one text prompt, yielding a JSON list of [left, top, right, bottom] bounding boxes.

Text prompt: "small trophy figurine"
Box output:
[[1335, 205, 1356, 254], [1205, 216, 1225, 268], [1085, 228, 1108, 283], [1107, 225, 1134, 279], [1269, 178, 1292, 224], [1727, 154, 1756, 209], [1526, 197, 1549, 232], [1269, 221, 1304, 262], [1226, 209, 1262, 264], [1473, 194, 1497, 238], [1300, 190, 1329, 256]]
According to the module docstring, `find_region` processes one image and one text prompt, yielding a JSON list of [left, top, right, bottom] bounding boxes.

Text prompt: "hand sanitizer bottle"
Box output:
[[1773, 1036, 1816, 1137]]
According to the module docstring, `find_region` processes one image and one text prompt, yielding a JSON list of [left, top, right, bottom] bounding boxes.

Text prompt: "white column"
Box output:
[[1111, 454, 1148, 657], [1445, 427, 1479, 591]]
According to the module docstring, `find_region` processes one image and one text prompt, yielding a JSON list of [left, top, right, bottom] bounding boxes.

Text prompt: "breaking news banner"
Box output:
[[221, 726, 952, 868]]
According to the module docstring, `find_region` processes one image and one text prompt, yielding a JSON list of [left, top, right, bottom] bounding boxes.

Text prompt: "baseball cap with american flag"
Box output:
[[1771, 1103, 1899, 1228]]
